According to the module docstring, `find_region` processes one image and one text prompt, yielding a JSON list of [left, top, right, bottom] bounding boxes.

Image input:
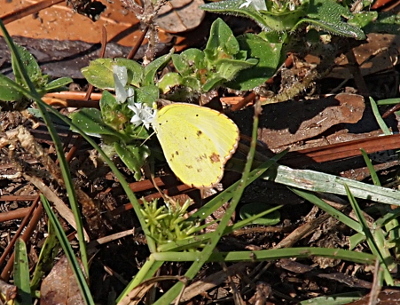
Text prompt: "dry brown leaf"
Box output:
[[155, 0, 205, 33], [40, 256, 85, 305], [258, 93, 365, 150], [330, 33, 400, 78]]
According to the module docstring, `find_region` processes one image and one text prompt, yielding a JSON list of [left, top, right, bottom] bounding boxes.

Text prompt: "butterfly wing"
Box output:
[[153, 103, 239, 188]]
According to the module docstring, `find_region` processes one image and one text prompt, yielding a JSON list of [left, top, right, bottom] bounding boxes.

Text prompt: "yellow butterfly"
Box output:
[[152, 103, 240, 188]]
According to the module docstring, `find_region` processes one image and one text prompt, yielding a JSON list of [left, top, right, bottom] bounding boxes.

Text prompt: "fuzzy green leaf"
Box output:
[[81, 58, 143, 89]]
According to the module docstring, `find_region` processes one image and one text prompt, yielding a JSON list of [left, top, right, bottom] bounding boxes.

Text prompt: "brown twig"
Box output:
[[346, 48, 370, 96], [0, 197, 42, 281], [127, 25, 149, 59], [0, 207, 31, 222], [282, 133, 400, 166]]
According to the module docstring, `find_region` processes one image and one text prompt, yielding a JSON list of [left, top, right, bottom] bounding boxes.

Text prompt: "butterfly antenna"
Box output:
[[140, 130, 156, 147]]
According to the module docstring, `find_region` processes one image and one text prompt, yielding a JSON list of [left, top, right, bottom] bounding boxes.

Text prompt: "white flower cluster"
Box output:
[[112, 65, 155, 130]]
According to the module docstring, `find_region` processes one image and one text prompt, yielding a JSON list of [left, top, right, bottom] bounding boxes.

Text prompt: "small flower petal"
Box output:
[[128, 103, 155, 129], [239, 0, 252, 8], [239, 0, 267, 10], [113, 65, 128, 103]]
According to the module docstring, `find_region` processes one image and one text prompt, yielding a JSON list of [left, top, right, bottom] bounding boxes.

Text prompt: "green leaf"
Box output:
[[176, 49, 206, 74], [202, 76, 226, 92], [99, 90, 133, 133], [158, 72, 183, 94], [114, 142, 150, 181], [201, 0, 307, 32], [14, 239, 32, 305], [218, 58, 257, 78], [227, 33, 283, 90], [181, 76, 201, 91], [12, 44, 43, 87], [349, 11, 378, 28], [81, 58, 143, 90], [30, 221, 60, 291], [143, 52, 173, 86], [363, 11, 400, 35], [163, 19, 257, 93], [204, 18, 240, 63], [44, 77, 73, 91], [134, 85, 159, 106], [0, 76, 24, 101], [202, 0, 365, 39], [297, 0, 365, 39], [70, 107, 124, 139], [239, 202, 281, 225]]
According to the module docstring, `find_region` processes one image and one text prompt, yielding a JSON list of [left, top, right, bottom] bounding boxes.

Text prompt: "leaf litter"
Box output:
[[1, 1, 400, 304]]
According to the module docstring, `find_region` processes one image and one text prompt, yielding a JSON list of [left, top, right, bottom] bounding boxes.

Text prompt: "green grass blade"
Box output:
[[376, 207, 400, 228], [369, 96, 391, 135], [267, 165, 400, 205], [30, 221, 60, 292], [300, 291, 364, 305], [41, 195, 95, 305], [349, 232, 366, 250], [116, 257, 163, 304], [360, 149, 381, 186], [344, 185, 394, 285], [152, 247, 376, 265], [0, 20, 89, 274], [376, 97, 400, 105], [229, 204, 282, 229], [189, 151, 287, 222], [13, 239, 32, 305], [290, 188, 361, 232]]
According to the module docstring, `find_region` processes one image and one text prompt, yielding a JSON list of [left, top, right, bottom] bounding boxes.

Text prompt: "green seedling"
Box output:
[[201, 0, 365, 39], [159, 18, 258, 97], [0, 44, 72, 103]]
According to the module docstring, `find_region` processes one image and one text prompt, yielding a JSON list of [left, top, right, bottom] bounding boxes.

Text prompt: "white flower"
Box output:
[[239, 0, 252, 8], [128, 103, 155, 130], [113, 65, 128, 104], [239, 0, 267, 10]]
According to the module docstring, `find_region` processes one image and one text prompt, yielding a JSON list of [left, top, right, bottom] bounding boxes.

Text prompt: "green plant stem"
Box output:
[[14, 239, 32, 305], [116, 257, 163, 303], [370, 97, 391, 135], [345, 185, 394, 285], [151, 247, 375, 265]]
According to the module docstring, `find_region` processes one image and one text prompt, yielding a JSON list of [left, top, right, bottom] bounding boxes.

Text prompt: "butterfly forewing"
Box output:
[[152, 103, 239, 188]]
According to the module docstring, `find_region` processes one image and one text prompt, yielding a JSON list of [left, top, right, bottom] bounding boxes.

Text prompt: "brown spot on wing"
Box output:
[[209, 153, 220, 163], [195, 154, 208, 162]]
